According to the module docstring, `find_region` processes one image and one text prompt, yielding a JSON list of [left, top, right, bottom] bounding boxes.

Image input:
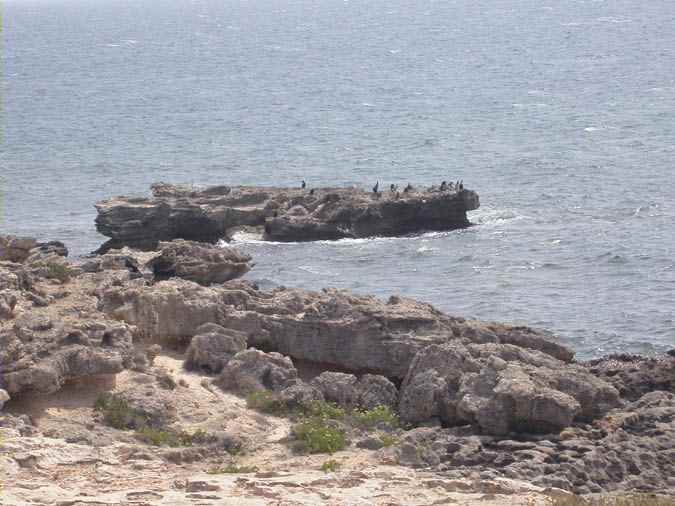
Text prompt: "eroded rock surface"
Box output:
[[148, 239, 252, 285], [95, 183, 480, 251]]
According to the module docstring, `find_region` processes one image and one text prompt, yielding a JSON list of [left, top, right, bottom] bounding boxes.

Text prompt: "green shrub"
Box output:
[[378, 433, 399, 448], [94, 393, 148, 430], [246, 390, 288, 415], [207, 463, 259, 474], [293, 417, 346, 454], [320, 459, 342, 473], [134, 427, 211, 447], [304, 400, 346, 421], [43, 262, 73, 283], [352, 405, 399, 430]]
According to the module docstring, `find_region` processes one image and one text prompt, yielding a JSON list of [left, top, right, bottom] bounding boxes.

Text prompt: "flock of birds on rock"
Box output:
[[300, 179, 464, 200]]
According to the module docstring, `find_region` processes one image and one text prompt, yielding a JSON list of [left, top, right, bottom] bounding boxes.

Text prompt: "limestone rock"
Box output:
[[356, 374, 399, 410], [277, 383, 325, 411], [311, 372, 359, 407], [0, 235, 38, 263], [94, 183, 480, 251], [99, 279, 573, 379], [148, 239, 251, 285], [0, 320, 134, 395], [184, 323, 247, 373], [0, 389, 10, 410], [0, 290, 18, 320], [217, 349, 299, 394]]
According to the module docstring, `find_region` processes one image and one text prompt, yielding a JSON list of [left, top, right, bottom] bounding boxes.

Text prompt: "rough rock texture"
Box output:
[[0, 388, 9, 410], [216, 349, 299, 393], [583, 353, 675, 401], [148, 239, 252, 285], [94, 183, 480, 250], [310, 372, 398, 410], [184, 323, 247, 373], [0, 290, 18, 320], [98, 279, 573, 381], [0, 317, 134, 395], [392, 391, 675, 495], [399, 343, 620, 433], [0, 235, 38, 263]]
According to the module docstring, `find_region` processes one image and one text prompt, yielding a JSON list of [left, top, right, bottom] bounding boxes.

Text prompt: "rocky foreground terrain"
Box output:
[[0, 233, 673, 505], [94, 182, 480, 251]]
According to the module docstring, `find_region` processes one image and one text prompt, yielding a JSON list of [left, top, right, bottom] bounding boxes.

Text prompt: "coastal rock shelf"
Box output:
[[94, 182, 480, 251]]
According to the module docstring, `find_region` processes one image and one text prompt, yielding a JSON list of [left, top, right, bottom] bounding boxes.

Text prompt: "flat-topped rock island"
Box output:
[[95, 183, 480, 251]]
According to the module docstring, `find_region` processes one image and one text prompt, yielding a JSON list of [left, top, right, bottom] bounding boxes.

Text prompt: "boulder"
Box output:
[[398, 342, 619, 432], [184, 323, 247, 373], [0, 320, 134, 396], [277, 383, 325, 411], [94, 183, 480, 250], [217, 349, 299, 394], [356, 374, 399, 410], [148, 239, 252, 285], [0, 235, 38, 263], [310, 372, 359, 407]]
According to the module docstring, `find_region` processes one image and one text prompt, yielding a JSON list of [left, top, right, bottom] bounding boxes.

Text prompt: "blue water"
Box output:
[[2, 0, 674, 358]]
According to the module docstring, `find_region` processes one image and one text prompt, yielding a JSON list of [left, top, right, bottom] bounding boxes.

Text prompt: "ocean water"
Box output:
[[2, 0, 674, 358]]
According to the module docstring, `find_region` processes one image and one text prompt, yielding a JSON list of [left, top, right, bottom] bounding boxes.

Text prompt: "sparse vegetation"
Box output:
[[292, 416, 347, 454], [157, 372, 177, 390], [378, 433, 400, 447], [303, 400, 346, 421], [94, 393, 148, 430], [42, 262, 74, 283], [548, 495, 675, 506], [352, 405, 399, 430], [206, 463, 259, 474], [245, 390, 288, 415], [134, 427, 211, 447], [320, 459, 342, 473]]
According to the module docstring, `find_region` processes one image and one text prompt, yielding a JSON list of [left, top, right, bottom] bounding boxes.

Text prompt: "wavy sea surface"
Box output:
[[2, 0, 674, 358]]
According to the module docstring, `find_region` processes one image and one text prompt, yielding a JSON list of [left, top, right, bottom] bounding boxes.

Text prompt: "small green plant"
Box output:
[[246, 390, 288, 415], [320, 459, 342, 473], [293, 417, 346, 454], [207, 463, 259, 474], [378, 433, 400, 448], [134, 427, 211, 447], [157, 373, 177, 390], [94, 393, 148, 430], [352, 405, 399, 430], [304, 400, 346, 421], [43, 262, 73, 283]]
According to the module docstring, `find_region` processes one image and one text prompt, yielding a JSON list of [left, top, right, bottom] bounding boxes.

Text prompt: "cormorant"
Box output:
[[373, 181, 379, 193], [440, 181, 447, 191], [390, 183, 396, 192], [459, 180, 464, 191], [403, 183, 413, 193], [301, 180, 306, 189], [309, 188, 315, 195]]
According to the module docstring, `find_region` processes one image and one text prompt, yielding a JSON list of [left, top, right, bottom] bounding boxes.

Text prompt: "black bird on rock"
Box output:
[[373, 181, 379, 194], [403, 183, 413, 193], [301, 180, 306, 189], [440, 181, 447, 191]]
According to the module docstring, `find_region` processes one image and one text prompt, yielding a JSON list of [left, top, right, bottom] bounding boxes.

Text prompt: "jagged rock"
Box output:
[[584, 353, 675, 401], [0, 291, 18, 320], [33, 241, 68, 258], [184, 323, 247, 373], [356, 374, 399, 410], [99, 279, 573, 379], [148, 240, 251, 285], [399, 343, 619, 432], [277, 383, 325, 410], [395, 391, 675, 495], [0, 235, 38, 263], [117, 386, 177, 428], [216, 349, 299, 394], [311, 372, 359, 407], [396, 428, 443, 468], [456, 361, 581, 435], [94, 183, 480, 251], [0, 321, 134, 395], [0, 389, 10, 410], [79, 251, 144, 275]]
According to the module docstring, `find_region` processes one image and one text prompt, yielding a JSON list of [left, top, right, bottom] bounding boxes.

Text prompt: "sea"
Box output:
[[2, 0, 674, 359]]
